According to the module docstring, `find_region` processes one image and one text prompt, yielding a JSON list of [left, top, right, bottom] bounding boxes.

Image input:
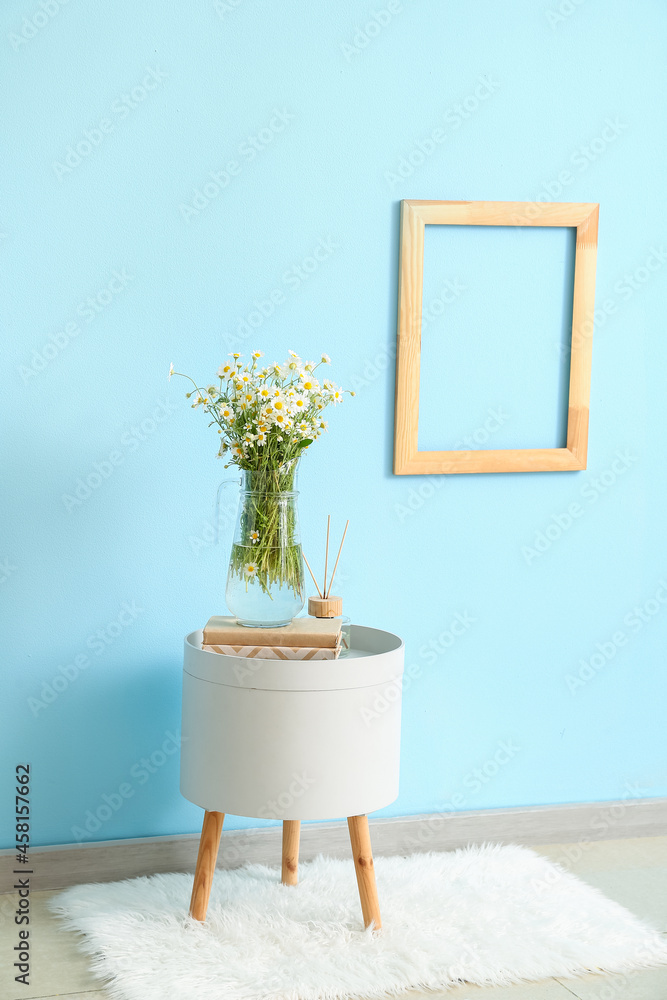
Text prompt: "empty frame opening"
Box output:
[[418, 224, 575, 452]]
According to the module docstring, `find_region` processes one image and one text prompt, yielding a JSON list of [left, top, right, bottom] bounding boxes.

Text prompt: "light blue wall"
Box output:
[[2, 0, 666, 848]]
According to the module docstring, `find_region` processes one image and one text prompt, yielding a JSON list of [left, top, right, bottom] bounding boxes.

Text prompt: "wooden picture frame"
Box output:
[[393, 200, 599, 475]]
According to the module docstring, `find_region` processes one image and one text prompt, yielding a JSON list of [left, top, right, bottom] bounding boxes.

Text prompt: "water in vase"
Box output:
[[226, 543, 305, 627]]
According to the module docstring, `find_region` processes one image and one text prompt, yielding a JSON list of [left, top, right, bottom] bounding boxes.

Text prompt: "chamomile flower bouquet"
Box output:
[[171, 350, 352, 626]]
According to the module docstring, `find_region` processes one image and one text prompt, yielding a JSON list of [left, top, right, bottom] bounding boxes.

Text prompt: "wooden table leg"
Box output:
[[347, 814, 381, 930], [281, 820, 300, 885], [189, 810, 224, 921]]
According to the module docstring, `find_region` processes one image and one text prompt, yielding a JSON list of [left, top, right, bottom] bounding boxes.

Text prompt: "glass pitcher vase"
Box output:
[[219, 459, 305, 627]]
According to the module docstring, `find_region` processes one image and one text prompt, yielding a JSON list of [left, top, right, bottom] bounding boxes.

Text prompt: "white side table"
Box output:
[[180, 625, 404, 929]]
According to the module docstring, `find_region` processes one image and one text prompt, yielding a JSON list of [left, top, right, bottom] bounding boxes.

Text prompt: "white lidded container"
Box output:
[[180, 625, 404, 821]]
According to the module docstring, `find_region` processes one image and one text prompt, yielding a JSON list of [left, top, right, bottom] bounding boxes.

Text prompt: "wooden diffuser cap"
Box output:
[[308, 595, 342, 618]]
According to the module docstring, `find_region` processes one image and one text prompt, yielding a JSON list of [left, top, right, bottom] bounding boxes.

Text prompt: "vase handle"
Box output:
[[215, 477, 240, 545]]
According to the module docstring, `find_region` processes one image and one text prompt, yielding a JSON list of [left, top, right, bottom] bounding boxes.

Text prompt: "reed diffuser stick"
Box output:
[[325, 519, 349, 597], [302, 552, 323, 598], [323, 515, 330, 601]]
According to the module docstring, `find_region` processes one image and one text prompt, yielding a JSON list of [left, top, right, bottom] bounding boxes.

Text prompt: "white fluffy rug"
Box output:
[[49, 844, 667, 1000]]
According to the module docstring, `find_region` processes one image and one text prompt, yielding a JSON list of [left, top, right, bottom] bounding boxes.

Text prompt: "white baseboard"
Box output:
[[2, 797, 665, 893]]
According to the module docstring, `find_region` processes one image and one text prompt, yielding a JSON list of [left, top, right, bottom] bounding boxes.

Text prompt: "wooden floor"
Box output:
[[1, 836, 665, 1000]]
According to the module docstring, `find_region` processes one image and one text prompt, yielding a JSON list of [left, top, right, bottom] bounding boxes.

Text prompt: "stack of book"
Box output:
[[202, 616, 342, 659]]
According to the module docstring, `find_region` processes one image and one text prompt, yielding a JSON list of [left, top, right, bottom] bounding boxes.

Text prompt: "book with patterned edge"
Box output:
[[202, 643, 341, 660], [202, 615, 342, 648]]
